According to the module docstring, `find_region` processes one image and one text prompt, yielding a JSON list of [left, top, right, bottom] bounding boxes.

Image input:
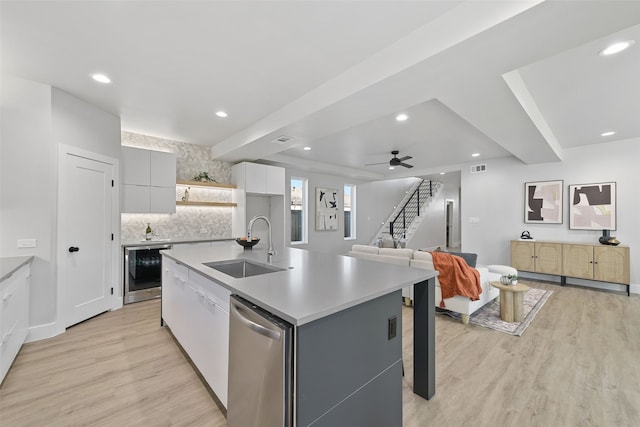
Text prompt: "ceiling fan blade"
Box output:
[[364, 161, 388, 166], [400, 163, 414, 168], [398, 155, 412, 161]]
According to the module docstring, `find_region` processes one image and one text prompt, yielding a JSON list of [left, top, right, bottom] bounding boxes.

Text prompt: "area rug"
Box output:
[[436, 287, 553, 336]]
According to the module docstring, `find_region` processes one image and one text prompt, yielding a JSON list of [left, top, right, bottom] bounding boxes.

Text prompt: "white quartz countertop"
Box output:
[[161, 244, 437, 326], [0, 256, 33, 282]]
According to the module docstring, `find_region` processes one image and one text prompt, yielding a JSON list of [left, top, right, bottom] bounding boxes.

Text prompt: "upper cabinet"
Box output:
[[231, 162, 284, 195], [122, 147, 176, 213]]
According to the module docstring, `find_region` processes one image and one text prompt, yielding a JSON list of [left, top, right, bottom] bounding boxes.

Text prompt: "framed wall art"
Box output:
[[316, 187, 339, 231], [569, 182, 616, 230], [524, 180, 563, 224]]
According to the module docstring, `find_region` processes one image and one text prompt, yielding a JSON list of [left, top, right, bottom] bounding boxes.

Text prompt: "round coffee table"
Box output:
[[491, 282, 530, 322]]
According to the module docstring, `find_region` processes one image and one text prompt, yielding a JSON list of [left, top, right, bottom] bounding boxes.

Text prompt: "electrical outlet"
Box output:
[[17, 239, 37, 248], [388, 316, 397, 340]]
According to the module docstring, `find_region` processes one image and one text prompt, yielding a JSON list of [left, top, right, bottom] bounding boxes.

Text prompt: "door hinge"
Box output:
[[110, 287, 114, 295]]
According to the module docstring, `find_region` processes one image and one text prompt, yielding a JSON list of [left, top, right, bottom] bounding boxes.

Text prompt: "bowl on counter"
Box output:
[[235, 237, 260, 248]]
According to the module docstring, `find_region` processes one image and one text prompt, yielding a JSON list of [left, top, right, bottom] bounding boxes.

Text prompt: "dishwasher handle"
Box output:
[[234, 304, 282, 341]]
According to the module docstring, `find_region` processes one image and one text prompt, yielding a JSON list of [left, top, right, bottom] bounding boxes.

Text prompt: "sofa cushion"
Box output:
[[487, 264, 517, 276], [351, 244, 379, 255], [379, 248, 414, 259], [412, 251, 433, 262], [381, 237, 396, 248]]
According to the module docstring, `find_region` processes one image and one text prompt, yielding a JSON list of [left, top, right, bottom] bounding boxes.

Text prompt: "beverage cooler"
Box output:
[[124, 244, 171, 304]]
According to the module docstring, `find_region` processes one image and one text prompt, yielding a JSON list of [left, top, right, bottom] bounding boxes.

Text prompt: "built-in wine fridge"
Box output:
[[124, 244, 171, 304]]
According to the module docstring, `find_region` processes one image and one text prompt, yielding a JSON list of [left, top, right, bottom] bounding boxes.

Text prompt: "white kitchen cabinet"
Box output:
[[232, 162, 285, 195], [1, 262, 31, 383], [122, 147, 176, 213], [231, 162, 286, 250], [161, 257, 188, 332], [189, 270, 230, 407], [161, 256, 230, 408]]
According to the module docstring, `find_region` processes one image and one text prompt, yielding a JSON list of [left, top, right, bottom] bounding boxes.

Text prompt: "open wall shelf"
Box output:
[[176, 201, 237, 207], [177, 180, 236, 189], [176, 180, 236, 207]]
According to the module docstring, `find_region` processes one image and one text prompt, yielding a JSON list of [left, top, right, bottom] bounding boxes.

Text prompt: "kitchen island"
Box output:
[[161, 244, 437, 426]]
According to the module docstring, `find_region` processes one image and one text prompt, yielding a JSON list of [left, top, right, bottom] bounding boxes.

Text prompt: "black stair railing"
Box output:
[[389, 180, 434, 241]]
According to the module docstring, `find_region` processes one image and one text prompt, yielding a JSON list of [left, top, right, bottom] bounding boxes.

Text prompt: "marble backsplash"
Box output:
[[121, 131, 234, 241]]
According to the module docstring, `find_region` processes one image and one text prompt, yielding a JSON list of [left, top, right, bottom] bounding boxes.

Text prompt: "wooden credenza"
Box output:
[[511, 240, 630, 295]]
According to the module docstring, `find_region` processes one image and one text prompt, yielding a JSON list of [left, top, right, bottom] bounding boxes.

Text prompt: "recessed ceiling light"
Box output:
[[303, 146, 311, 151], [599, 40, 635, 56], [440, 172, 446, 175], [389, 166, 395, 170], [396, 113, 408, 122], [601, 131, 616, 137], [215, 111, 228, 118], [90, 73, 111, 84], [472, 153, 480, 157]]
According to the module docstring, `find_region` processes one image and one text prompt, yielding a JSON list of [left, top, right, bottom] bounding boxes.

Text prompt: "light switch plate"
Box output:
[[17, 239, 37, 248]]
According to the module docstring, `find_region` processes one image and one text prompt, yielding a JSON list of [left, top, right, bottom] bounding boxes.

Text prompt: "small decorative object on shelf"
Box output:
[[598, 229, 621, 246], [145, 223, 152, 240], [181, 187, 190, 202], [192, 171, 217, 183]]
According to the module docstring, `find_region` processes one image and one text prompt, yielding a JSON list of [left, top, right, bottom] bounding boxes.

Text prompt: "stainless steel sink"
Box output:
[[203, 259, 286, 278]]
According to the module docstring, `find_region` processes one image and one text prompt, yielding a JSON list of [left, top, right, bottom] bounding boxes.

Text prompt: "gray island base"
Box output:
[[161, 245, 437, 426]]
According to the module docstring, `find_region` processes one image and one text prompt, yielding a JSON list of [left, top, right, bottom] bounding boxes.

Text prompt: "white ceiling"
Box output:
[[2, 1, 639, 181]]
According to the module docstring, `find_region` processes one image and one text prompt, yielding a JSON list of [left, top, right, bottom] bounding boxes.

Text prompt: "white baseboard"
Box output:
[[630, 283, 639, 295], [26, 321, 65, 343]]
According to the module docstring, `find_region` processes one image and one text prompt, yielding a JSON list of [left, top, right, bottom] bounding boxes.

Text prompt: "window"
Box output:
[[344, 184, 356, 239], [291, 177, 308, 244]]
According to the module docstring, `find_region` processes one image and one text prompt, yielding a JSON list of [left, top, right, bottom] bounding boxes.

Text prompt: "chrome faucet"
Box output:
[[247, 215, 276, 260]]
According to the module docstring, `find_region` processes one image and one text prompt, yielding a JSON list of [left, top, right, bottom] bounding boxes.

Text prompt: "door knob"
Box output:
[[68, 246, 79, 253]]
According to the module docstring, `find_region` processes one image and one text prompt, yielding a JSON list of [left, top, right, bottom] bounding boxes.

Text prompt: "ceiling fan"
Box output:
[[365, 150, 413, 168]]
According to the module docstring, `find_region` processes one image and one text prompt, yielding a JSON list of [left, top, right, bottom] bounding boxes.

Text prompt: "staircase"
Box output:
[[371, 179, 441, 246]]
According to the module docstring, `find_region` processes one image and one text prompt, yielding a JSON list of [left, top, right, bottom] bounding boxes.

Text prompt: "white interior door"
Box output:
[[59, 150, 114, 327]]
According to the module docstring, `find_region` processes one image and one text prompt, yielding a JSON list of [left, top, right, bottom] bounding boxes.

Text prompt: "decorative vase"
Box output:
[[500, 275, 511, 285], [599, 229, 611, 245], [511, 279, 518, 285]]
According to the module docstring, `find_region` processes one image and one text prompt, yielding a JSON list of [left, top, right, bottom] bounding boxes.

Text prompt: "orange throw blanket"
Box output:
[[430, 251, 482, 307]]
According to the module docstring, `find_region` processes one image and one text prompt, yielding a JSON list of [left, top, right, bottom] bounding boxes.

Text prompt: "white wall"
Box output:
[[52, 89, 121, 159], [1, 75, 56, 327], [0, 76, 121, 337], [461, 139, 640, 290], [283, 169, 369, 254]]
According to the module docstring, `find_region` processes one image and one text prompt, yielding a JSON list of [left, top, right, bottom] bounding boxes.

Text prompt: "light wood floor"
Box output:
[[1, 280, 639, 426]]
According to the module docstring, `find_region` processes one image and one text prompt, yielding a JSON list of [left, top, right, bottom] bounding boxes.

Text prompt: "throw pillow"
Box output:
[[448, 251, 477, 268]]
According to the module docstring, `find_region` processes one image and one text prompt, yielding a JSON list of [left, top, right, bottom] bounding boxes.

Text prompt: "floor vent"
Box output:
[[470, 164, 487, 173]]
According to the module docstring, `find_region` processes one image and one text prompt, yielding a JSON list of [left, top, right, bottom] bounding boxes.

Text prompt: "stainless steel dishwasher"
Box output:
[[228, 295, 293, 427]]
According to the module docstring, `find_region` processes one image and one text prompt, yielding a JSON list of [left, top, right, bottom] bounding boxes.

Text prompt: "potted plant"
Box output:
[[508, 274, 518, 285], [192, 171, 217, 183]]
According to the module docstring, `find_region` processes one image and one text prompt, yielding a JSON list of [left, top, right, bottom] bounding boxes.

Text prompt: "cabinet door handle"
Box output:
[[68, 246, 80, 253], [204, 295, 218, 309]]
